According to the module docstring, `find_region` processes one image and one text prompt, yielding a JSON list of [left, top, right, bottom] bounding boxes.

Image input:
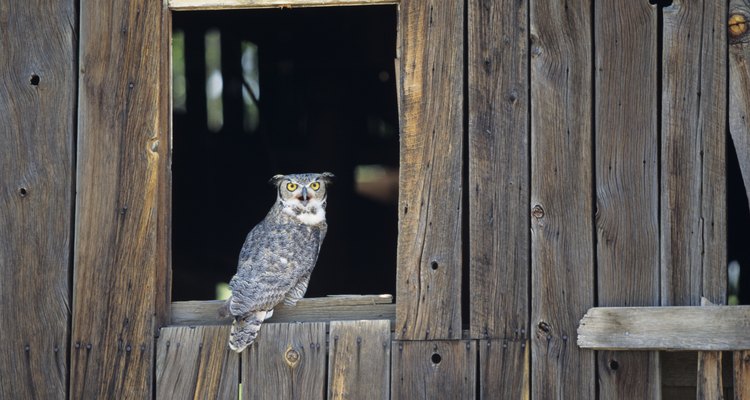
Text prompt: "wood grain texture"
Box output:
[[594, 2, 660, 398], [697, 351, 724, 400], [529, 0, 595, 398], [395, 0, 463, 340], [661, 0, 727, 307], [71, 0, 168, 397], [735, 351, 750, 400], [0, 0, 76, 398], [328, 320, 391, 400], [171, 295, 395, 325], [577, 306, 750, 350], [729, 0, 750, 208], [468, 0, 529, 346], [243, 322, 327, 399], [169, 0, 396, 10], [479, 339, 529, 400], [391, 340, 476, 400], [156, 325, 239, 399]]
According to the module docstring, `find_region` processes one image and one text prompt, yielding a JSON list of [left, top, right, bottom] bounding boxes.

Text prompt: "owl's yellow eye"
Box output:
[[309, 182, 321, 191], [286, 182, 298, 191]]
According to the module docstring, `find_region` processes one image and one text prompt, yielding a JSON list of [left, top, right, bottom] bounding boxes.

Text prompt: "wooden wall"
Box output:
[[1, 0, 747, 398], [0, 1, 77, 398]]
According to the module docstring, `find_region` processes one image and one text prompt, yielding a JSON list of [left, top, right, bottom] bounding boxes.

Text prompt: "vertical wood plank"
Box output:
[[661, 0, 727, 307], [71, 0, 168, 397], [0, 0, 76, 398], [156, 326, 239, 400], [479, 339, 529, 400], [729, 0, 750, 207], [391, 340, 476, 400], [697, 352, 723, 400], [697, 299, 724, 400], [396, 0, 464, 340], [735, 351, 750, 400], [468, 0, 529, 350], [529, 0, 595, 398], [594, 2, 660, 398], [328, 320, 390, 400], [243, 322, 327, 400]]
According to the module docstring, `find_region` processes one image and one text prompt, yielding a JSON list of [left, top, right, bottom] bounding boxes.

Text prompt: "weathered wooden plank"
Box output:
[[169, 0, 396, 10], [478, 339, 529, 400], [697, 351, 724, 400], [578, 306, 750, 351], [71, 0, 168, 397], [391, 340, 476, 400], [729, 0, 750, 209], [594, 2, 660, 398], [735, 351, 750, 400], [156, 325, 239, 400], [529, 0, 595, 398], [243, 322, 327, 399], [395, 0, 463, 341], [0, 0, 76, 398], [697, 299, 725, 400], [468, 0, 529, 362], [661, 0, 727, 307], [328, 320, 390, 400], [171, 295, 395, 325]]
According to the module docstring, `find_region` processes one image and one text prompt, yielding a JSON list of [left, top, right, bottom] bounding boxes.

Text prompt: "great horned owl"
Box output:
[[220, 172, 334, 352]]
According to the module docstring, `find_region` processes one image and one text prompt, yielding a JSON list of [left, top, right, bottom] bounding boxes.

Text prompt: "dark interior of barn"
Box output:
[[171, 6, 399, 301]]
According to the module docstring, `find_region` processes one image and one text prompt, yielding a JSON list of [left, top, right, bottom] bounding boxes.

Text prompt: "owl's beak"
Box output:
[[300, 187, 309, 205]]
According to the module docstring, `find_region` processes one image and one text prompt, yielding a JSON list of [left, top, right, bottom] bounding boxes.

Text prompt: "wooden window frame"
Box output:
[[165, 0, 404, 329]]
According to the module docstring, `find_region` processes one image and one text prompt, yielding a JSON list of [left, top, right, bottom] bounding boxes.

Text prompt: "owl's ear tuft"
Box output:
[[319, 172, 335, 184], [268, 174, 286, 185]]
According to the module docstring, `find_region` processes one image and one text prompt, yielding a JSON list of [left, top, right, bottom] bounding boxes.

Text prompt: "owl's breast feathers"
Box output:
[[228, 214, 325, 316]]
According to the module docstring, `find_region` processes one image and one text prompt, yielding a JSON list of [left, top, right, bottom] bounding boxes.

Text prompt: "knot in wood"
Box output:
[[531, 205, 545, 219], [537, 321, 551, 334], [284, 347, 300, 367], [730, 13, 748, 39]]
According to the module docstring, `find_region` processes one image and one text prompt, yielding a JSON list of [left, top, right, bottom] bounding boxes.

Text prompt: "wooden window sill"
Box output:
[[169, 294, 395, 326]]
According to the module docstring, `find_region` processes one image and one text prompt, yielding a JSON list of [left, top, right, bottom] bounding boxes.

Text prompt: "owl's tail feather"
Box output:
[[229, 310, 269, 352]]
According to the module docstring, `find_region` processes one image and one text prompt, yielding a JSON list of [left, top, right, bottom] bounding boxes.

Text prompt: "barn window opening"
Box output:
[[171, 7, 399, 302]]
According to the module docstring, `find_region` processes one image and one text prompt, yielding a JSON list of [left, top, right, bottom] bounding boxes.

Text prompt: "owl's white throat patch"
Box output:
[[282, 199, 326, 225]]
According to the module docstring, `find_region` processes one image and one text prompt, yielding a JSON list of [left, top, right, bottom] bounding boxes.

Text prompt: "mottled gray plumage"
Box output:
[[221, 172, 334, 352]]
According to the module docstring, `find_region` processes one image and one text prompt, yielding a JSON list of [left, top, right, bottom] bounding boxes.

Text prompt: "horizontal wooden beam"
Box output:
[[169, 0, 397, 11], [577, 306, 750, 351], [170, 295, 395, 326]]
